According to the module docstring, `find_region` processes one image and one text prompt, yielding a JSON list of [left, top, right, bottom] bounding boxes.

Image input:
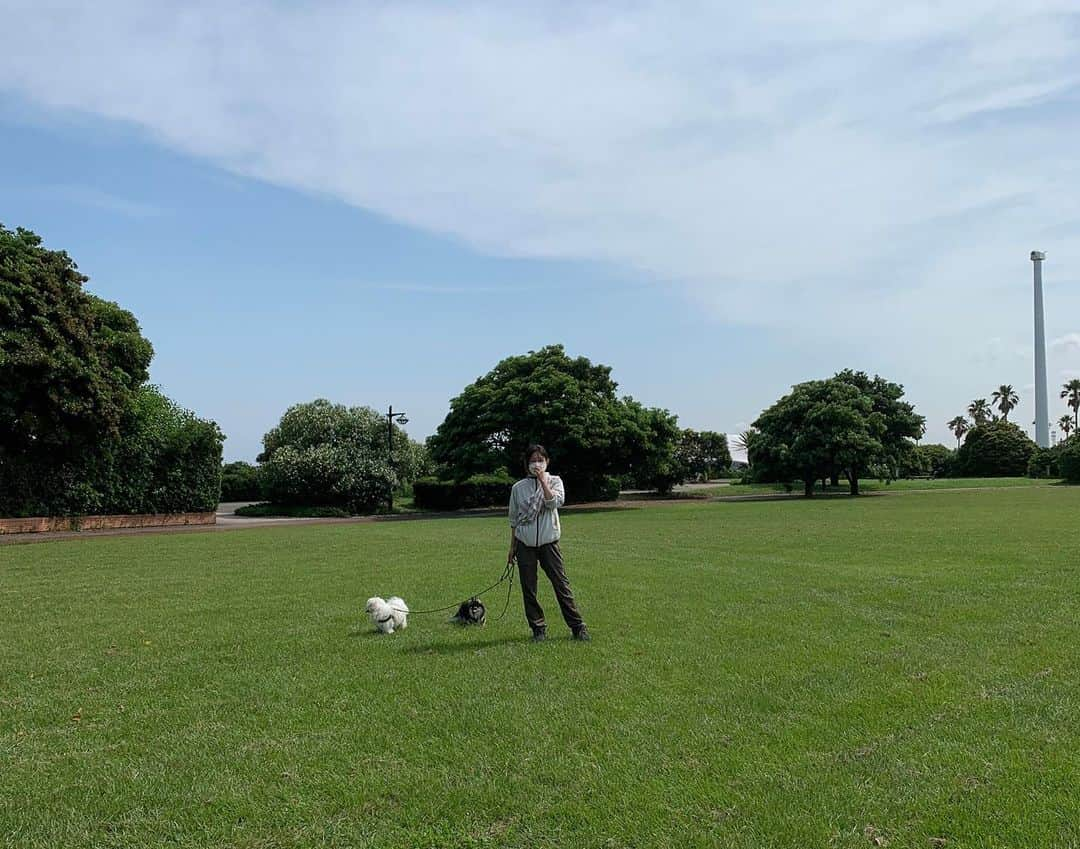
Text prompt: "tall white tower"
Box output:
[[1031, 251, 1049, 448]]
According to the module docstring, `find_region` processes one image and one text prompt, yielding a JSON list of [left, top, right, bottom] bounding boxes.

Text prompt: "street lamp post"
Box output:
[[386, 405, 408, 512]]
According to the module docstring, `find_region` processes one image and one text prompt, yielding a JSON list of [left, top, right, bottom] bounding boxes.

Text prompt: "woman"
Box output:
[[507, 444, 590, 642]]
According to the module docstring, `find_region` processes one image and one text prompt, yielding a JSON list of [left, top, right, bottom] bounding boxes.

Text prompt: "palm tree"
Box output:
[[947, 416, 970, 448], [1062, 379, 1080, 430], [733, 430, 755, 466], [991, 384, 1019, 421], [967, 398, 991, 426], [1060, 415, 1075, 441]]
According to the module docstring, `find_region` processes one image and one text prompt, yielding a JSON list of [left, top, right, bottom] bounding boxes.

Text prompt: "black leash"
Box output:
[[407, 560, 516, 616]]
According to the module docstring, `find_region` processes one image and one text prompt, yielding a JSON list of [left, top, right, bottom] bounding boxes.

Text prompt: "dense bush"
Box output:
[[900, 443, 954, 478], [257, 399, 425, 514], [0, 386, 223, 516], [413, 472, 515, 511], [1058, 438, 1080, 483], [954, 420, 1036, 477], [221, 461, 261, 501], [260, 443, 396, 514], [1027, 446, 1061, 479]]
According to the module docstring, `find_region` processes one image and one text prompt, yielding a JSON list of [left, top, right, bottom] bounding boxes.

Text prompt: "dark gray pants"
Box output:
[[515, 541, 584, 632]]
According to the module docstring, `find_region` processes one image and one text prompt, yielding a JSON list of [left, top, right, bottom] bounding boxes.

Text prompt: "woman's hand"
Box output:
[[507, 544, 517, 566]]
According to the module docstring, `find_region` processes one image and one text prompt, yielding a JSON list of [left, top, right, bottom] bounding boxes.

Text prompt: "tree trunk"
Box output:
[[847, 469, 860, 496], [830, 471, 840, 487], [803, 478, 814, 497]]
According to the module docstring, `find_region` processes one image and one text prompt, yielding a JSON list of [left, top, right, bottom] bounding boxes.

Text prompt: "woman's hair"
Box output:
[[524, 444, 550, 465]]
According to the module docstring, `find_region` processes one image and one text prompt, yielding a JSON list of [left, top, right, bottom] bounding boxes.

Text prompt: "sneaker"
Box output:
[[572, 626, 591, 642], [531, 628, 547, 642]]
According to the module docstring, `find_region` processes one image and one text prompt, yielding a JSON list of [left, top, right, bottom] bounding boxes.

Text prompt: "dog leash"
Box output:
[[406, 560, 516, 616]]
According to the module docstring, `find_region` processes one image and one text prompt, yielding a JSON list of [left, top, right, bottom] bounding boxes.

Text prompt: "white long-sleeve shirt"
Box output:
[[509, 474, 565, 547]]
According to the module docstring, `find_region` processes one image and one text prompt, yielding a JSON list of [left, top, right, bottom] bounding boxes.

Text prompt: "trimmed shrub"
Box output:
[[954, 421, 1035, 477], [413, 472, 515, 511]]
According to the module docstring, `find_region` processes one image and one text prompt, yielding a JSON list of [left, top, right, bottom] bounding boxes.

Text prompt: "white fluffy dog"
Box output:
[[365, 596, 409, 634]]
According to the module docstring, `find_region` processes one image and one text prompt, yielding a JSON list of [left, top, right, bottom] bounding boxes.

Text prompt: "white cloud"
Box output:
[[1051, 333, 1080, 354], [2, 0, 1080, 445]]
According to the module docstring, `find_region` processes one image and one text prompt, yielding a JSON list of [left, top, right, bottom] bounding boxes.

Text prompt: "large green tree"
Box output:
[[0, 224, 153, 459], [751, 372, 922, 496], [751, 378, 884, 496], [833, 369, 925, 482], [427, 345, 680, 501]]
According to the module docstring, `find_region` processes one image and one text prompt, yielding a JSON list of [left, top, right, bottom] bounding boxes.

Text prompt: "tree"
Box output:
[[733, 430, 755, 469], [833, 370, 925, 485], [676, 429, 732, 481], [1, 224, 221, 518], [751, 378, 886, 496], [221, 461, 261, 501], [258, 399, 422, 513], [621, 403, 684, 494], [902, 443, 953, 478], [954, 420, 1036, 477], [967, 399, 991, 426], [991, 384, 1020, 421], [427, 345, 680, 501], [1062, 379, 1080, 430], [948, 416, 970, 449], [1059, 415, 1075, 440], [0, 224, 153, 461]]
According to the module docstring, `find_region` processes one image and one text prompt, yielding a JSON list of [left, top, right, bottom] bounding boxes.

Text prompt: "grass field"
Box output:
[[3, 488, 1079, 848], [700, 476, 1055, 498]]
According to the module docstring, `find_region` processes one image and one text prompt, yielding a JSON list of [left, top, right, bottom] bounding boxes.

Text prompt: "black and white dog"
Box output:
[[450, 596, 486, 626]]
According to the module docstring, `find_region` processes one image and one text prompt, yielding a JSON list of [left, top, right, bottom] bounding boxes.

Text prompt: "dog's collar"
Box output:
[[377, 614, 394, 623]]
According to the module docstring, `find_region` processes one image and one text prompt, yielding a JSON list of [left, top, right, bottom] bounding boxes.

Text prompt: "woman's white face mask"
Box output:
[[529, 459, 548, 475]]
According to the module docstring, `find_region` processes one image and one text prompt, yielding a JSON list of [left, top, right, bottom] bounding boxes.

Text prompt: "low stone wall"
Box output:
[[0, 512, 216, 535]]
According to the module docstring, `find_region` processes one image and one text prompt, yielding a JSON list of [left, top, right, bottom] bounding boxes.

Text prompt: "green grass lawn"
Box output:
[[3, 488, 1079, 848], [703, 476, 1056, 498]]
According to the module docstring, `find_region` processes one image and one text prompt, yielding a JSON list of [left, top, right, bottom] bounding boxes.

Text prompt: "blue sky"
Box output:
[[3, 1, 1080, 461]]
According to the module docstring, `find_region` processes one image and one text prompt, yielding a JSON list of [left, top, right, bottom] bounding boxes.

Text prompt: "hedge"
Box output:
[[413, 473, 515, 510]]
